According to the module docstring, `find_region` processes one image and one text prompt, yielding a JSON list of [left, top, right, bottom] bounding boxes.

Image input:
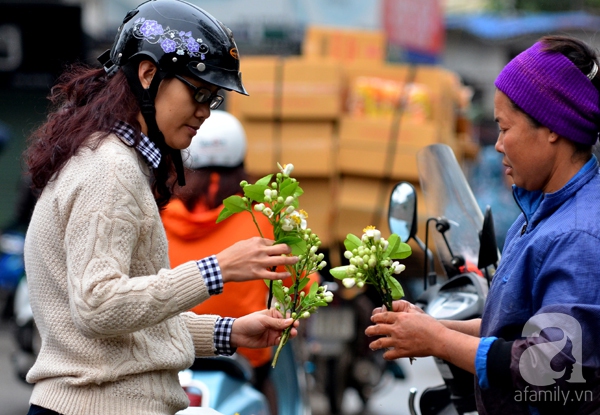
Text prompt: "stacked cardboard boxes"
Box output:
[[227, 26, 476, 256], [227, 56, 344, 246]]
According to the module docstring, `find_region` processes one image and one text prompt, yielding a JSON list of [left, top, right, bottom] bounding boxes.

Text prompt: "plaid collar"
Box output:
[[111, 120, 161, 168]]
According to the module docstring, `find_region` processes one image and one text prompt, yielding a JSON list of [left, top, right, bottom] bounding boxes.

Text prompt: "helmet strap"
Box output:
[[123, 63, 186, 186]]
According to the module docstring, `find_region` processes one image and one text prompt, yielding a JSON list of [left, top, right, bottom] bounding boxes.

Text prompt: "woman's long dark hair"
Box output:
[[25, 63, 176, 208]]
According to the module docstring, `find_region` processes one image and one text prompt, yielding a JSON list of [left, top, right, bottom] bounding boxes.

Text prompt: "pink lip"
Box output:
[[186, 125, 199, 135]]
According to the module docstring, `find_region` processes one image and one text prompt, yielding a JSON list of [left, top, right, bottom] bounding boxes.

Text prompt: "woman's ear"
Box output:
[[548, 130, 560, 143], [138, 60, 158, 89]]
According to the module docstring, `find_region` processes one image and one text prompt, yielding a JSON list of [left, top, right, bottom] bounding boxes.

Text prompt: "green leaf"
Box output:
[[344, 233, 362, 251], [385, 234, 400, 258], [216, 196, 248, 223], [255, 174, 273, 187], [216, 206, 234, 223], [275, 235, 304, 247], [329, 265, 349, 280], [279, 179, 298, 197], [308, 281, 319, 299], [289, 239, 307, 256], [265, 279, 286, 304], [243, 184, 269, 202], [297, 276, 311, 292], [387, 276, 405, 300], [390, 241, 412, 259], [293, 185, 304, 198]]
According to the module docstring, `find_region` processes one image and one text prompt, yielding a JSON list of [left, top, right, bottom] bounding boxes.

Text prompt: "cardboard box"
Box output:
[[341, 62, 460, 134], [295, 178, 335, 247], [333, 175, 428, 244], [337, 117, 455, 181], [302, 26, 387, 63], [243, 120, 336, 178], [228, 56, 342, 120]]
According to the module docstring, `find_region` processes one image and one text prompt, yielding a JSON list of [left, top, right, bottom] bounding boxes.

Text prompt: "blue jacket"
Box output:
[[476, 156, 600, 414]]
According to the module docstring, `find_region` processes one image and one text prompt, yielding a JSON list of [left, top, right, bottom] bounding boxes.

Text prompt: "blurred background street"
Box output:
[[3, 0, 600, 414], [0, 320, 32, 415]]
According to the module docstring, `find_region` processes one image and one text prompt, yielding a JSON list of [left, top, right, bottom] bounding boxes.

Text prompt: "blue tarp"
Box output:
[[446, 10, 600, 40]]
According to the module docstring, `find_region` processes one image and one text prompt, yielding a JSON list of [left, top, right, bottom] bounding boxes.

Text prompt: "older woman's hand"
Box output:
[[371, 299, 425, 317], [366, 306, 444, 361]]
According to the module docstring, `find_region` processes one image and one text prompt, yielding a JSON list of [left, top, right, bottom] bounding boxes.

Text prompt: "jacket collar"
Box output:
[[513, 155, 598, 227]]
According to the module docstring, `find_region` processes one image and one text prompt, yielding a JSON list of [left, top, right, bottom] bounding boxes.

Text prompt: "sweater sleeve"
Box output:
[[63, 144, 211, 338]]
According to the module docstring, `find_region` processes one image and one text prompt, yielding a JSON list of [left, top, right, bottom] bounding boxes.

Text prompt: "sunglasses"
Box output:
[[174, 75, 224, 110]]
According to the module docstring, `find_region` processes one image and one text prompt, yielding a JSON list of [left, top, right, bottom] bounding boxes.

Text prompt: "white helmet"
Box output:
[[182, 110, 247, 169]]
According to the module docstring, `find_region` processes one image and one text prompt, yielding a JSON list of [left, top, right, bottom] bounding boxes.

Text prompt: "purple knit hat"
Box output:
[[495, 41, 600, 145]]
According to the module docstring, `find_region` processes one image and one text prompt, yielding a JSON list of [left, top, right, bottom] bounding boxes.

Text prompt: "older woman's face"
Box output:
[[494, 90, 558, 192]]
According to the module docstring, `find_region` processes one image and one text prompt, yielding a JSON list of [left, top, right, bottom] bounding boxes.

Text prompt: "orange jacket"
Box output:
[[161, 198, 319, 368]]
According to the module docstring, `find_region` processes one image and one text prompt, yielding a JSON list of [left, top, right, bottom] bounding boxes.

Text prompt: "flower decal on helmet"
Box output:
[[133, 18, 209, 59]]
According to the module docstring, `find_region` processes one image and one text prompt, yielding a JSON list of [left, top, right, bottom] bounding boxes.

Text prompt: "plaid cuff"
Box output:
[[197, 255, 223, 295], [214, 317, 236, 355]]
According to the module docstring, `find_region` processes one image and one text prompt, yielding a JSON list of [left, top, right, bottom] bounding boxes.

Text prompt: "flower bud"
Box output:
[[357, 281, 365, 288], [342, 278, 356, 288], [240, 180, 248, 187], [394, 264, 406, 275], [254, 203, 265, 212], [285, 196, 295, 206], [344, 251, 353, 259], [263, 208, 274, 218], [302, 311, 310, 319], [264, 189, 272, 198]]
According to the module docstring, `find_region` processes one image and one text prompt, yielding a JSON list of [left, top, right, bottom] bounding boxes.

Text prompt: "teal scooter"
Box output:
[[180, 341, 310, 415]]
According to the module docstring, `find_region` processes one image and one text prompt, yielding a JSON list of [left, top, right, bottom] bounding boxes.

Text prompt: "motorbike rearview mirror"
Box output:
[[388, 181, 437, 291], [478, 205, 499, 287], [388, 182, 417, 243]]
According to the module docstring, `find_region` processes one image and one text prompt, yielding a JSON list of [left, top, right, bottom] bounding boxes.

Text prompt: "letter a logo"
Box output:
[[519, 313, 585, 386]]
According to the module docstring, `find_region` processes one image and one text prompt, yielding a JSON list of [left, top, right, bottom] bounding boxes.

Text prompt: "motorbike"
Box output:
[[0, 230, 26, 320], [387, 143, 500, 415], [179, 339, 310, 415], [11, 278, 310, 415]]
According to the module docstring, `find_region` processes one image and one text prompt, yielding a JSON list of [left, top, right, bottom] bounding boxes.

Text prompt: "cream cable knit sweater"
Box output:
[[24, 134, 220, 415]]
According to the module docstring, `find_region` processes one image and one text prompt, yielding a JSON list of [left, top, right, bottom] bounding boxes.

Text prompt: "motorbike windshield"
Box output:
[[416, 144, 484, 276]]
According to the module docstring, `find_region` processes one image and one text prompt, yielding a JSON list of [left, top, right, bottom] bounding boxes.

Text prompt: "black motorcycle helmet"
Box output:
[[98, 0, 248, 186]]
